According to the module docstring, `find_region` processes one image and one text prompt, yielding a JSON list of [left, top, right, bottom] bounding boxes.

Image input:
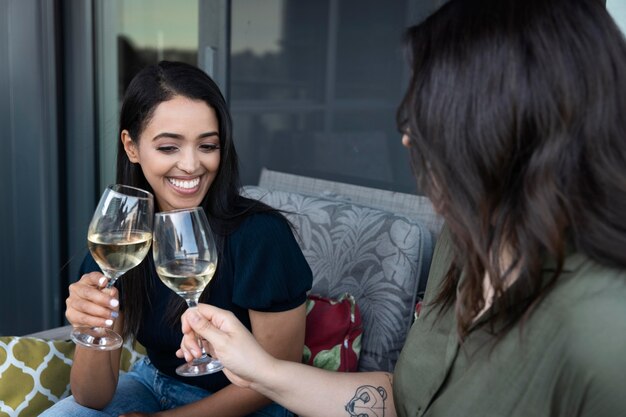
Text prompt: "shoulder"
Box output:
[[231, 212, 292, 239], [554, 254, 626, 337], [226, 212, 297, 255], [551, 257, 626, 401], [562, 284, 626, 360]]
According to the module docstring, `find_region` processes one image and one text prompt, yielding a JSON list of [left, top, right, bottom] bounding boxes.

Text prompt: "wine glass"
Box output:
[[152, 207, 222, 376], [71, 184, 154, 350]]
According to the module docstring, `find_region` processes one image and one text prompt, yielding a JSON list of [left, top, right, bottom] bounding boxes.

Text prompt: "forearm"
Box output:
[[156, 384, 273, 417], [65, 272, 124, 409], [69, 319, 123, 409], [181, 305, 396, 417], [70, 346, 121, 409], [252, 361, 396, 417]]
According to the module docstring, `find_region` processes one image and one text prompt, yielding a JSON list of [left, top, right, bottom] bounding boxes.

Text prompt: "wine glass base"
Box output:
[[71, 326, 124, 351], [176, 357, 223, 377]]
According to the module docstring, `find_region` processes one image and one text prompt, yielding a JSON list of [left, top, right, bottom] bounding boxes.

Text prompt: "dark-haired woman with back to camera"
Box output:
[[178, 0, 626, 416]]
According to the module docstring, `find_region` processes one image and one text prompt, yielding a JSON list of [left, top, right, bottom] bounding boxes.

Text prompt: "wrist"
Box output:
[[250, 354, 281, 395]]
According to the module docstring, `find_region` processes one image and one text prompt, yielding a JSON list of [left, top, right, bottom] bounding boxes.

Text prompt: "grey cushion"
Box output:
[[243, 186, 434, 372], [258, 167, 444, 239]]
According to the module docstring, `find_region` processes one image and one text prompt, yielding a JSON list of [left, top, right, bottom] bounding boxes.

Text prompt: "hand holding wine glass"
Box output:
[[153, 207, 222, 376], [71, 184, 154, 350]]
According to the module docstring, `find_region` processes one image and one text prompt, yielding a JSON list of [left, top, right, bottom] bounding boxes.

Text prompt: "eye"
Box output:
[[358, 392, 370, 403], [199, 143, 220, 152], [156, 145, 178, 153]]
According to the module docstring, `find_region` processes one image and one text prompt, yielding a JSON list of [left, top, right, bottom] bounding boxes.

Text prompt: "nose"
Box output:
[[176, 148, 200, 173]]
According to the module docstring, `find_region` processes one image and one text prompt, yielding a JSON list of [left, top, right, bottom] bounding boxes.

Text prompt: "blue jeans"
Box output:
[[41, 357, 293, 417]]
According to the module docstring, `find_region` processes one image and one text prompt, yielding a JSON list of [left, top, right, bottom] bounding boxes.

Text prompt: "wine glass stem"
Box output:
[[101, 273, 121, 329], [104, 271, 123, 289], [186, 300, 209, 359]]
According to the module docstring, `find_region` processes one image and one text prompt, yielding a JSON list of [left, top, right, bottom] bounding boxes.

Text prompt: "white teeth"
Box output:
[[168, 177, 200, 189]]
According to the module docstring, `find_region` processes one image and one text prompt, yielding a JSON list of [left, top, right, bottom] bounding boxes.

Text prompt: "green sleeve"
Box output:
[[562, 291, 626, 416]]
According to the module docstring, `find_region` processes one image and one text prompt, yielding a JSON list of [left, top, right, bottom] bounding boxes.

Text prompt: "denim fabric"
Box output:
[[40, 357, 293, 417]]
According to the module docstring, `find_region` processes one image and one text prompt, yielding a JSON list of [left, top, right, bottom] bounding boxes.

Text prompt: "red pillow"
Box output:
[[303, 293, 363, 372]]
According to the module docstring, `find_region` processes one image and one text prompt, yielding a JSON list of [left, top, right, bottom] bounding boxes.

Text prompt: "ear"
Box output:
[[121, 130, 140, 163], [377, 387, 387, 400]]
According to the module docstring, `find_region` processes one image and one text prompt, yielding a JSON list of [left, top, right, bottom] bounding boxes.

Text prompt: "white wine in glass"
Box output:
[[71, 184, 154, 350], [153, 207, 223, 376], [157, 259, 217, 299]]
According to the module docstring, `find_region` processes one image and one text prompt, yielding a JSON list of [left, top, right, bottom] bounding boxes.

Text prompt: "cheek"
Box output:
[[139, 157, 170, 179], [207, 153, 221, 173]]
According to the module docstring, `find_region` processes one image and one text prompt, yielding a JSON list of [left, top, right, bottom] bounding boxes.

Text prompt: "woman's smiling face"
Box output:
[[122, 95, 221, 212]]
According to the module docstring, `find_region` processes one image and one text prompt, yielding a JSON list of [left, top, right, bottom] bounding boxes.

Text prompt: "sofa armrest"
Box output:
[[26, 325, 72, 340]]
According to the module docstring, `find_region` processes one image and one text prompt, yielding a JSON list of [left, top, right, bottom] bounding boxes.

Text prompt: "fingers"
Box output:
[[177, 332, 203, 362], [192, 304, 239, 331], [184, 307, 227, 340], [177, 338, 214, 362], [179, 307, 230, 362], [178, 304, 260, 389], [65, 272, 120, 328]]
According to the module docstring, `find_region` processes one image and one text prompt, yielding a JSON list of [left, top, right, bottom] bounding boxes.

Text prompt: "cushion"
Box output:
[[258, 167, 444, 239], [303, 294, 362, 372], [0, 337, 145, 417], [243, 186, 433, 372]]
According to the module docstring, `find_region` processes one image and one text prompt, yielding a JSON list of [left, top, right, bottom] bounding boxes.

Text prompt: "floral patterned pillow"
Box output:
[[244, 186, 434, 372], [303, 294, 362, 371]]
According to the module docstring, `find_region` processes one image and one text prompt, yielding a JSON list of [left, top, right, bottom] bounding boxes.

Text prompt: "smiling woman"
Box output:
[[121, 96, 221, 212], [43, 61, 313, 417]]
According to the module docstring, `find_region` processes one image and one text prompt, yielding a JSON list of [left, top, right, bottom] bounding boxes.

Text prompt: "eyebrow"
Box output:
[[152, 131, 219, 141]]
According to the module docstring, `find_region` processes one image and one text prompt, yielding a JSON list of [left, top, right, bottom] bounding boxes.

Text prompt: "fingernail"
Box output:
[[110, 299, 119, 308], [98, 277, 107, 286], [111, 311, 119, 319], [105, 319, 113, 326]]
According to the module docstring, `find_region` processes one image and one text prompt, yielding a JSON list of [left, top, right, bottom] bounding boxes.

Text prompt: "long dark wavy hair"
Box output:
[[398, 0, 626, 339], [117, 61, 277, 339]]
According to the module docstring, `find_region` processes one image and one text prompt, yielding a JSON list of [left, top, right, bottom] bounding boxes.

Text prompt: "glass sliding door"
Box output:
[[607, 0, 626, 33], [94, 0, 201, 188], [93, 0, 442, 193], [228, 0, 437, 193]]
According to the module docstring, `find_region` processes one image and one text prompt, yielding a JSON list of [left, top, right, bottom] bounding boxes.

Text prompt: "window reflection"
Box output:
[[231, 0, 417, 193], [231, 0, 327, 103], [115, 0, 199, 96], [607, 0, 626, 34], [96, 0, 433, 193], [96, 0, 200, 187]]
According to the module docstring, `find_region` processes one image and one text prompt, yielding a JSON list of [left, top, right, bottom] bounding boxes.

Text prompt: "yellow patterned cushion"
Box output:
[[0, 336, 145, 417]]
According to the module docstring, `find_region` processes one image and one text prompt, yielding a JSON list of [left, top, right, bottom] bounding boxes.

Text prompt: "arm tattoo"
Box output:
[[344, 385, 388, 417]]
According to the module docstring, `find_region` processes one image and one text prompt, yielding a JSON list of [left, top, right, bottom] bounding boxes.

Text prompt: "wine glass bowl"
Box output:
[[71, 184, 154, 350], [153, 207, 222, 376], [156, 259, 217, 304]]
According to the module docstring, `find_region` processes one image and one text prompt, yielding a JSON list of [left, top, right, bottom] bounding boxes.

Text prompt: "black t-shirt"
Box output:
[[80, 212, 312, 392]]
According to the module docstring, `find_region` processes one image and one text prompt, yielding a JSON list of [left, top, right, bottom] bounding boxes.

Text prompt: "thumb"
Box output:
[[186, 308, 223, 341]]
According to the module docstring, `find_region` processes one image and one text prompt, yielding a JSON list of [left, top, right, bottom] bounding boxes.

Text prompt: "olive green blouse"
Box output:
[[394, 228, 626, 417]]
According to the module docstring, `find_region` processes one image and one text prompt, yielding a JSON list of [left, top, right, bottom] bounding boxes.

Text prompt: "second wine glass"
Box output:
[[153, 207, 223, 376]]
